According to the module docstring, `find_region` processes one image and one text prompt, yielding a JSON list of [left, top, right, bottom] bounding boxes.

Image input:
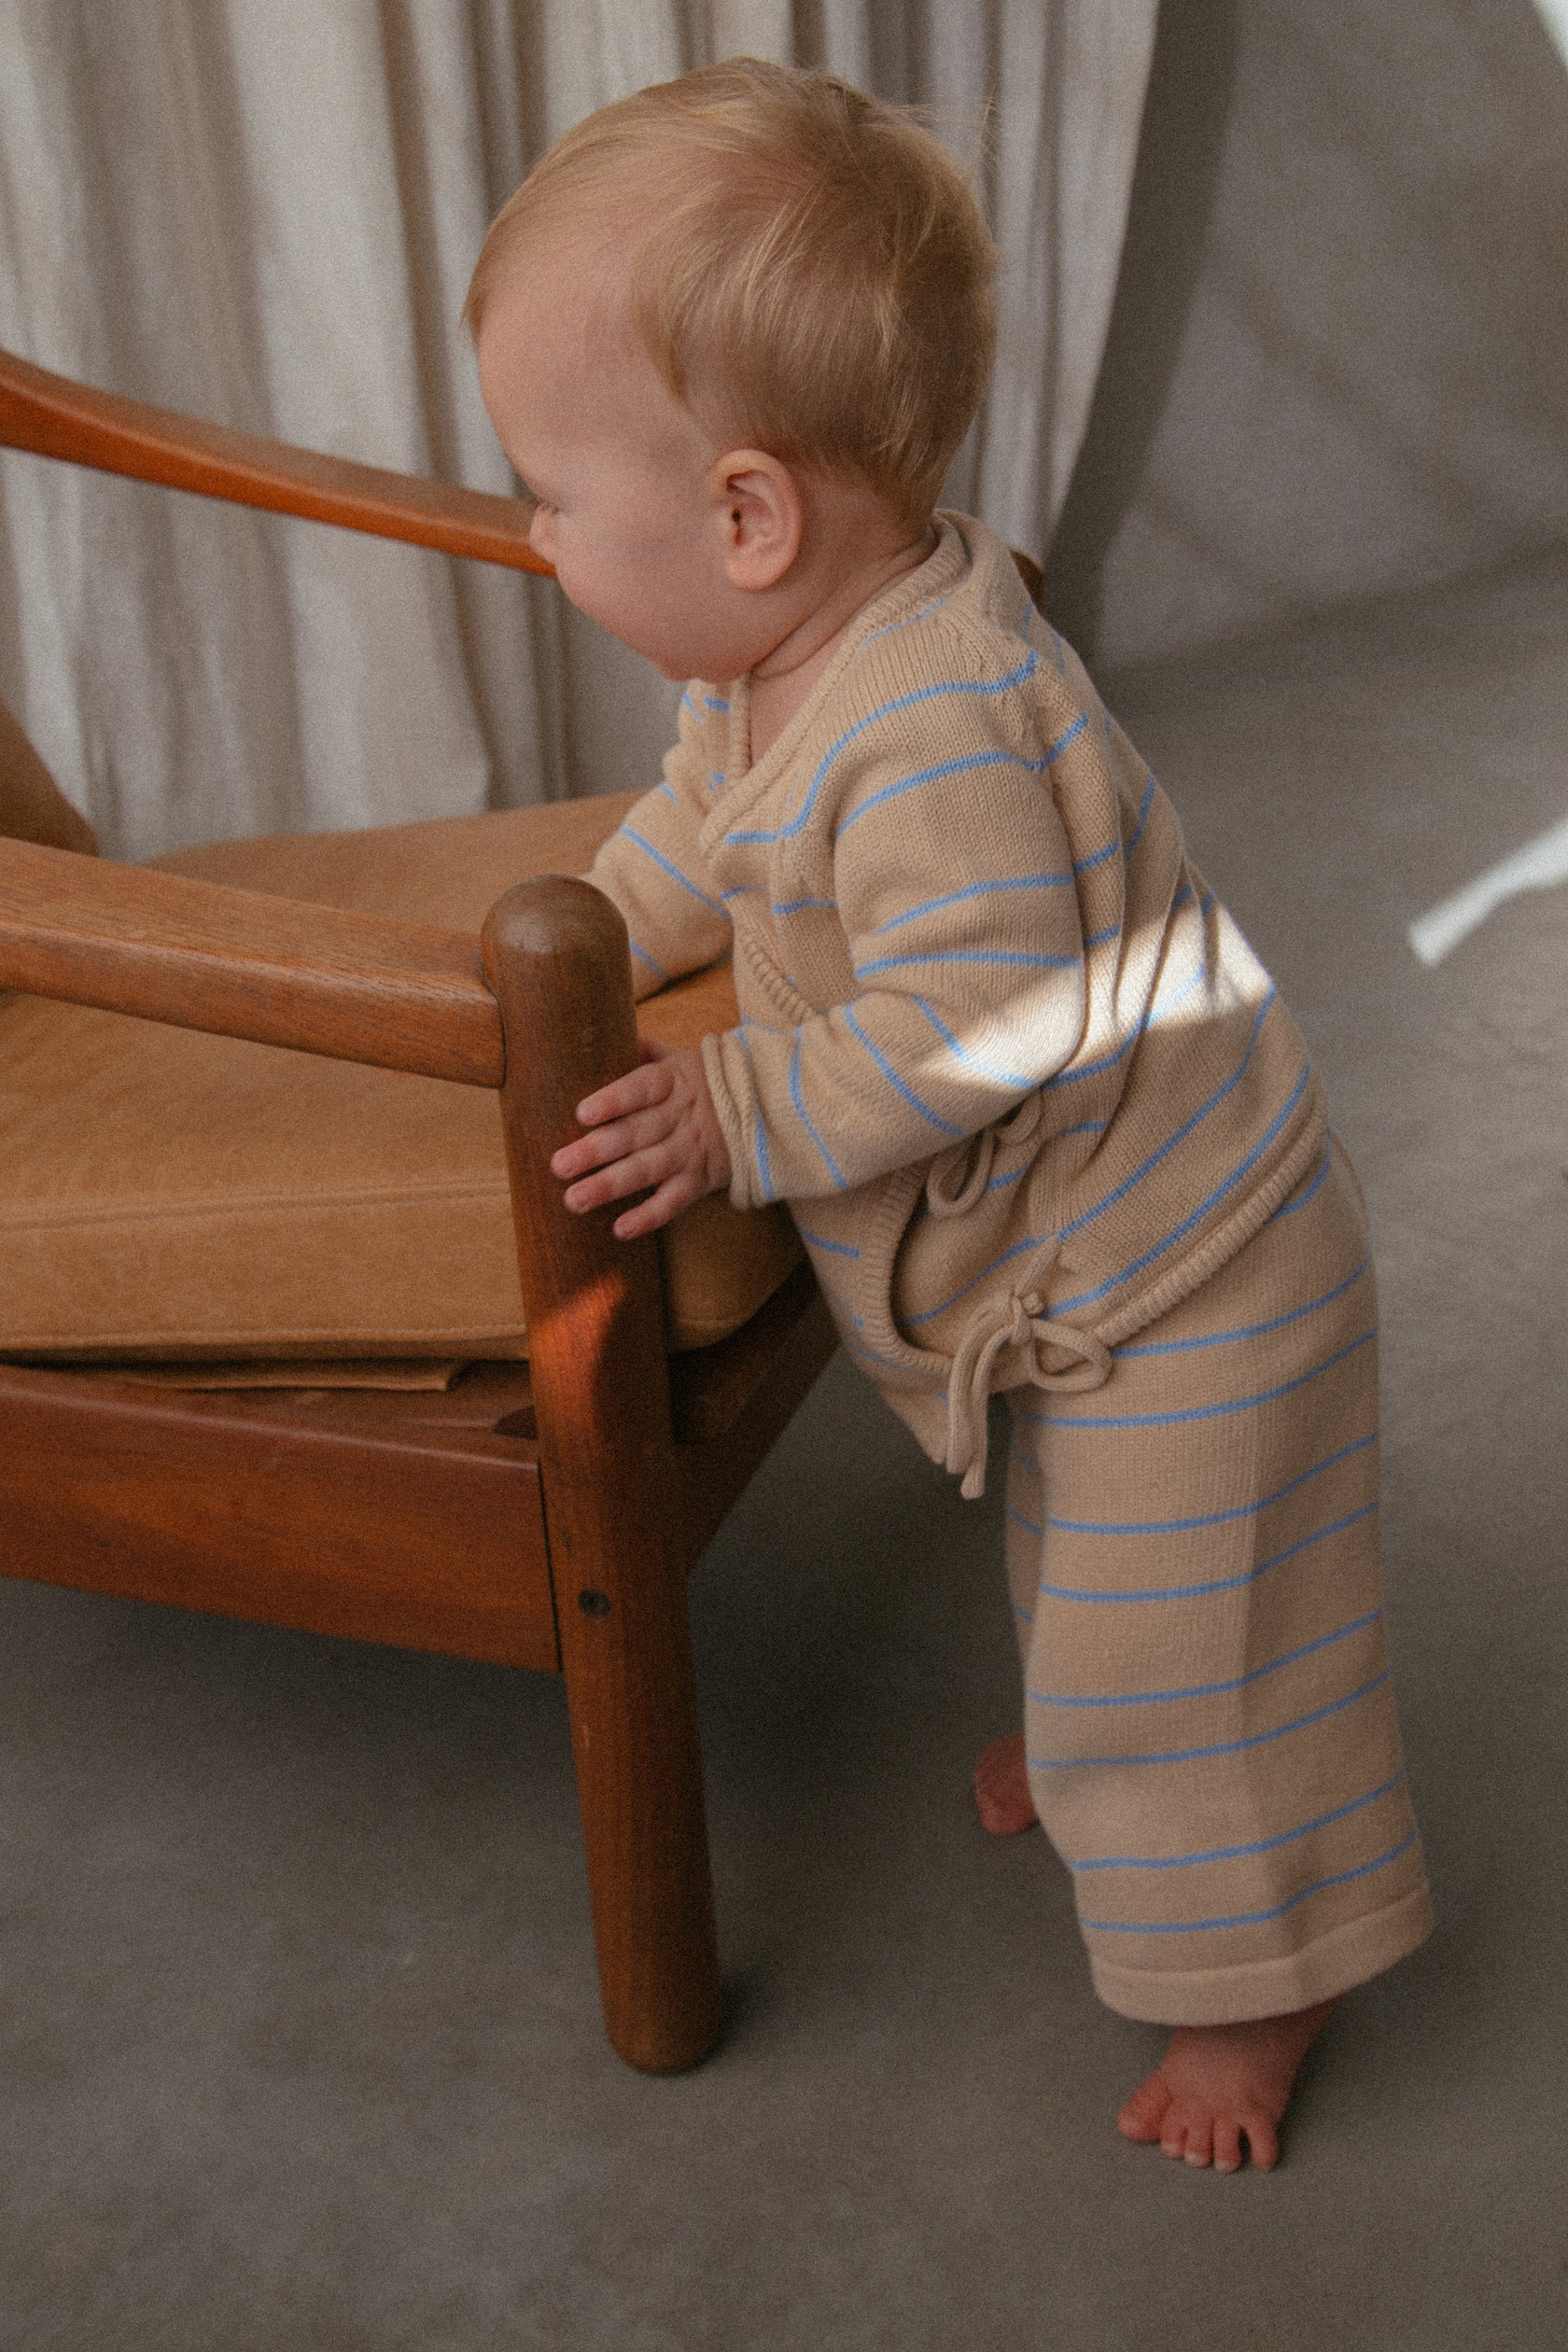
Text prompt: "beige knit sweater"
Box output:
[[589, 515, 1327, 1491]]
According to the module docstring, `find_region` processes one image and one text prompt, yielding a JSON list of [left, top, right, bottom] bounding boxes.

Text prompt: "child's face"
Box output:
[[476, 247, 738, 681]]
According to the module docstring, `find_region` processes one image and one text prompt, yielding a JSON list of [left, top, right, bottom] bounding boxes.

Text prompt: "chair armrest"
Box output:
[[0, 837, 504, 1085], [0, 345, 553, 575]]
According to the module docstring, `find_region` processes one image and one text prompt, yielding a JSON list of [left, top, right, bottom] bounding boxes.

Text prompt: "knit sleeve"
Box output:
[[701, 660, 1092, 1205], [585, 687, 733, 1001]]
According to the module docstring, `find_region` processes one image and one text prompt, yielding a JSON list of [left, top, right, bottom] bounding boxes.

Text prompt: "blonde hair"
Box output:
[[466, 58, 997, 527]]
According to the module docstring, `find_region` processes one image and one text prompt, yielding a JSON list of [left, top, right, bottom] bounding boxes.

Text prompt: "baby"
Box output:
[[469, 57, 1431, 2172]]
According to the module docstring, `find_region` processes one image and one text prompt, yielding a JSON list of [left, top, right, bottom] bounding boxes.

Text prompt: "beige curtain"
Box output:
[[0, 1, 1155, 859]]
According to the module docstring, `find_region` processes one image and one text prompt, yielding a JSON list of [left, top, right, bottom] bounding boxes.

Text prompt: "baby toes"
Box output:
[[1240, 2110, 1281, 2172], [1115, 2072, 1172, 2145], [1211, 2118, 1245, 2174], [1173, 2111, 1214, 2168]]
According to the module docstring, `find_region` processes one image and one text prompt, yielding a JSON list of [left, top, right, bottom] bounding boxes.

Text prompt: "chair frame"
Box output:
[[0, 348, 837, 2073]]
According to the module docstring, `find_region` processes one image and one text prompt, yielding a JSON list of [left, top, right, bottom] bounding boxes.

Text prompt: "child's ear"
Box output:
[[710, 450, 802, 591]]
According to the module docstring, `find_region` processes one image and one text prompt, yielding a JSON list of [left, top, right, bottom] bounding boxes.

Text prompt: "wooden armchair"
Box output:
[[0, 348, 836, 2073]]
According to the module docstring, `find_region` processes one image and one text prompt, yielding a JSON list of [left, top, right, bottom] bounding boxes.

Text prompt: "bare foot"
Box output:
[[1116, 1999, 1337, 2173], [973, 1732, 1038, 1836]]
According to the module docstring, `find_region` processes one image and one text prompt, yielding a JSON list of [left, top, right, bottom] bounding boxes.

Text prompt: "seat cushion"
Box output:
[[0, 796, 801, 1361]]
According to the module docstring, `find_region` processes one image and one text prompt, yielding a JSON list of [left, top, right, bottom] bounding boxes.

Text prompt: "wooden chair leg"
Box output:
[[483, 878, 721, 2072], [553, 1452, 721, 2073]]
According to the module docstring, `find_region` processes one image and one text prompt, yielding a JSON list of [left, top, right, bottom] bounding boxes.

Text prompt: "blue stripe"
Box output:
[[1028, 1668, 1389, 1771], [796, 1226, 860, 1259], [1042, 1022, 1139, 1092], [905, 1232, 1057, 1325], [1077, 1833, 1417, 1934], [1035, 1430, 1378, 1539], [730, 655, 1041, 844], [1072, 838, 1120, 876], [1029, 1497, 1380, 1605], [1071, 1775, 1403, 1874], [835, 748, 1047, 839], [816, 1279, 864, 1329], [855, 947, 1078, 978], [1113, 1256, 1371, 1359], [622, 827, 726, 916], [843, 1004, 967, 1137], [772, 896, 836, 916], [790, 1034, 846, 1187], [1276, 1139, 1334, 1217], [869, 873, 1073, 934], [909, 995, 1044, 1094], [1084, 923, 1122, 949], [628, 940, 668, 983], [1048, 1059, 1314, 1314], [1055, 990, 1277, 1248], [1037, 885, 1197, 1095], [863, 588, 956, 645], [1146, 960, 1209, 1029], [1124, 772, 1157, 856], [1029, 1609, 1381, 1711], [1022, 1323, 1374, 1433]]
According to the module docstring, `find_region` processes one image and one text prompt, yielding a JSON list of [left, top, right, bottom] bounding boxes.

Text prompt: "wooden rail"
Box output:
[[0, 344, 553, 574], [0, 837, 505, 1086]]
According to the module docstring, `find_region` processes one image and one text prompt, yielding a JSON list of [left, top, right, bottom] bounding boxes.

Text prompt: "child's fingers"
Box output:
[[610, 1170, 699, 1239], [551, 1099, 679, 1180], [574, 1059, 674, 1128], [560, 1136, 689, 1215]]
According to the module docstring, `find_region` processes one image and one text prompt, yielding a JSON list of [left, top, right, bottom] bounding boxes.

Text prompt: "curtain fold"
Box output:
[[0, 0, 1155, 858]]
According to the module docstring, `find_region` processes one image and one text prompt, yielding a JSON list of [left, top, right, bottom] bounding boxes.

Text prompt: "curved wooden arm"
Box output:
[[0, 837, 505, 1085], [0, 345, 554, 575]]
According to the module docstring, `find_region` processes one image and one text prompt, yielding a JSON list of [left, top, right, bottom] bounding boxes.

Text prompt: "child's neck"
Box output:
[[746, 523, 936, 765]]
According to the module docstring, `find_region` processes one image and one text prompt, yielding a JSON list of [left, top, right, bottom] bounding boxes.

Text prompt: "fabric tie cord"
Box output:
[[943, 1276, 1113, 1500], [924, 1090, 1046, 1221]]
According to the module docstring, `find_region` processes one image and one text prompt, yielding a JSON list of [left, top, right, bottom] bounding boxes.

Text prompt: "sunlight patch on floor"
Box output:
[[1533, 0, 1568, 69], [1407, 811, 1568, 964]]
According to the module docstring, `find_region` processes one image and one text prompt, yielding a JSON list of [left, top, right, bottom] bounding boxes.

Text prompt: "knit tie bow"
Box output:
[[944, 1283, 1113, 1501]]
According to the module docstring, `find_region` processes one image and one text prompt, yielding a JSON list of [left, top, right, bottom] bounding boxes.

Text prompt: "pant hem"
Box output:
[[1086, 1881, 1434, 2027]]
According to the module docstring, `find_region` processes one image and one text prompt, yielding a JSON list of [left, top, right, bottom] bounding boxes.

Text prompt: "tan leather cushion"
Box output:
[[0, 796, 801, 1360]]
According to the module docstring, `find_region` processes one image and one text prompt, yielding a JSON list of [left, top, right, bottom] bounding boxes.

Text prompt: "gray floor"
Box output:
[[3, 553, 1565, 2349]]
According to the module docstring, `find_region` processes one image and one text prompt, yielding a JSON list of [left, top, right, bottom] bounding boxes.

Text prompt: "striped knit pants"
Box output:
[[1005, 1138, 1432, 2025]]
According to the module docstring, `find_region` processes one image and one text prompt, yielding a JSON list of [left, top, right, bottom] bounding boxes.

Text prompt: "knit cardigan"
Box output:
[[588, 514, 1327, 1492]]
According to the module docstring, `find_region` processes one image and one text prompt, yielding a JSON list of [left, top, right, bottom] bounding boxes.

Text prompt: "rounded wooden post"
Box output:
[[482, 876, 721, 2072]]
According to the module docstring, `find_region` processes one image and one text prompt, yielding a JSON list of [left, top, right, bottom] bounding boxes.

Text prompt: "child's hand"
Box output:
[[550, 1037, 733, 1240]]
